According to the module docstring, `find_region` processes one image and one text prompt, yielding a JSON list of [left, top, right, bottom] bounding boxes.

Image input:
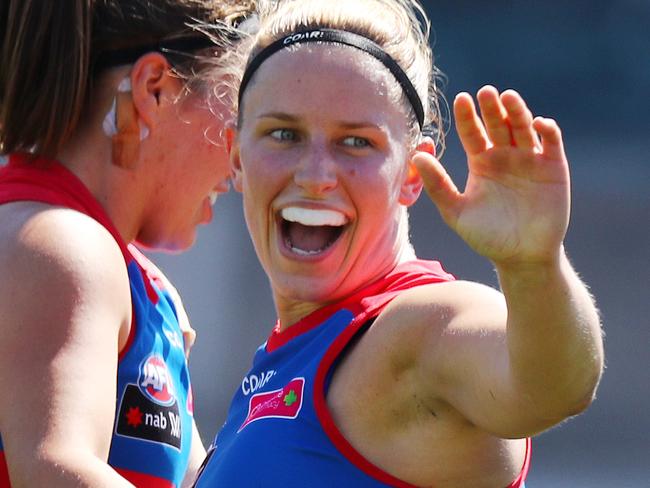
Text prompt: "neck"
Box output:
[[274, 235, 417, 331], [57, 130, 145, 244]]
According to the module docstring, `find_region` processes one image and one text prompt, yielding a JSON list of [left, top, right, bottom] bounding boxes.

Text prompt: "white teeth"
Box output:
[[208, 191, 218, 206], [281, 207, 347, 226], [290, 246, 322, 256]]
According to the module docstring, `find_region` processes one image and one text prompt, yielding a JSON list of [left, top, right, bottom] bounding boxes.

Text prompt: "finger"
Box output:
[[533, 116, 565, 161], [500, 89, 538, 149], [476, 85, 512, 147], [412, 152, 462, 224], [454, 92, 489, 156], [183, 326, 197, 359]]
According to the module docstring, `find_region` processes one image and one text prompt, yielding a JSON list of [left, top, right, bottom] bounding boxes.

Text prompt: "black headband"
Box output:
[[93, 36, 217, 72], [238, 29, 425, 129]]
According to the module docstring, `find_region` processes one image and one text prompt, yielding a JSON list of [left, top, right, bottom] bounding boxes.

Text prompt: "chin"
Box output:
[[274, 272, 346, 305], [135, 232, 197, 254]]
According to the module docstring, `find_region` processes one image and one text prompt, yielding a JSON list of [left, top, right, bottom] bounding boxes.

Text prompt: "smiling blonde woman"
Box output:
[[193, 1, 604, 487]]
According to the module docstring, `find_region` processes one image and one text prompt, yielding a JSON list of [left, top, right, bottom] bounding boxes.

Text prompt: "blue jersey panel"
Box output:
[[108, 259, 194, 486], [195, 310, 396, 487]]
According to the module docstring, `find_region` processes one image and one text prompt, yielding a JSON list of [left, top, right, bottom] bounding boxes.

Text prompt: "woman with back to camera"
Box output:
[[193, 0, 605, 486], [0, 1, 254, 486]]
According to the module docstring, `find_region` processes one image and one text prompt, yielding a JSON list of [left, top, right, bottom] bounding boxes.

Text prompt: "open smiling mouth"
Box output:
[[280, 207, 349, 256]]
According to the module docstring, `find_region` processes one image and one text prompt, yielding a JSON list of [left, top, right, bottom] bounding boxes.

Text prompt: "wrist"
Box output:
[[494, 246, 568, 286]]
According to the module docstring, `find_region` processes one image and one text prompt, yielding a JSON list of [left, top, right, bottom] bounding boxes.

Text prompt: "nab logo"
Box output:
[[139, 355, 175, 406]]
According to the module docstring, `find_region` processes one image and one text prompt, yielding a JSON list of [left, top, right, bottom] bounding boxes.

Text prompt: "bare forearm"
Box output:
[[8, 452, 135, 488], [496, 249, 604, 420]]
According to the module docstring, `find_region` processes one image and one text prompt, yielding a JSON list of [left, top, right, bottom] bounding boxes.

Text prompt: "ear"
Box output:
[[129, 52, 179, 130], [399, 137, 435, 206], [226, 125, 243, 193]]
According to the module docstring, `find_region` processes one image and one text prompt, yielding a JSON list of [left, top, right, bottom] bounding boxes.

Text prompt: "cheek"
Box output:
[[241, 148, 287, 188], [208, 144, 230, 176], [184, 108, 227, 155]]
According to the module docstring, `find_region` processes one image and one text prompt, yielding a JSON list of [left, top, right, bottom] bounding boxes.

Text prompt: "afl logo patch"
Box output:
[[139, 355, 175, 406]]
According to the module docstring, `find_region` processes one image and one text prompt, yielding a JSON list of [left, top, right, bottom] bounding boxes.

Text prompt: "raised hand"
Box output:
[[413, 85, 570, 265]]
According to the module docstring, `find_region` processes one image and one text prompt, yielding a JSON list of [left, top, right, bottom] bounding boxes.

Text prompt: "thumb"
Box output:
[[181, 323, 197, 359], [411, 152, 462, 225]]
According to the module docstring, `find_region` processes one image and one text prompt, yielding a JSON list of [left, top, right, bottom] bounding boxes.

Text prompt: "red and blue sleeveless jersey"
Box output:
[[0, 154, 194, 487], [194, 260, 530, 487]]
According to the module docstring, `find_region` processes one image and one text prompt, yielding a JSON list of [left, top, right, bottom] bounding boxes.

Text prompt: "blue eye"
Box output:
[[270, 129, 296, 141], [342, 136, 371, 148]]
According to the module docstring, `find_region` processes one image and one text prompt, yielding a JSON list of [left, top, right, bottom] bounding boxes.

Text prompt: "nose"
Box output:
[[294, 145, 338, 195]]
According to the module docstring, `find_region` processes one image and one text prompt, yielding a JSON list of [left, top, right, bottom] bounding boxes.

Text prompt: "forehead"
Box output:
[[241, 44, 410, 127]]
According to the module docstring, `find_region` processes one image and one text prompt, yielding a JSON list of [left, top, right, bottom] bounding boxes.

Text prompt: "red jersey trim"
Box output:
[[506, 437, 531, 488], [266, 260, 454, 353], [114, 467, 175, 487], [0, 449, 10, 488], [314, 307, 419, 487], [1, 154, 131, 259], [128, 244, 162, 305]]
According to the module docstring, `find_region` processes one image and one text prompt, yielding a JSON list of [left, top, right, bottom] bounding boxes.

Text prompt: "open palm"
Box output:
[[415, 86, 570, 265]]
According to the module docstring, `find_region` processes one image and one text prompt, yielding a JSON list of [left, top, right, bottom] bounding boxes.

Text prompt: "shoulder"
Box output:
[[0, 202, 131, 346], [378, 279, 506, 337], [1, 202, 128, 282], [358, 279, 508, 389]]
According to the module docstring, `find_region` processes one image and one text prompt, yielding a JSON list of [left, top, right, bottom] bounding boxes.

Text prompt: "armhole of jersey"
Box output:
[[191, 444, 216, 487], [116, 245, 142, 361], [0, 448, 9, 486], [322, 318, 374, 393], [118, 300, 137, 360], [313, 313, 532, 488], [313, 311, 420, 488]]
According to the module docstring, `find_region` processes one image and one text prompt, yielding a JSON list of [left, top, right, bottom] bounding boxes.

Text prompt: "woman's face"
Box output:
[[138, 87, 231, 252], [233, 45, 422, 314]]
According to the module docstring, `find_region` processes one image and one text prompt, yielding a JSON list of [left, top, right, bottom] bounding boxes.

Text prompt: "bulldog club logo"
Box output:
[[138, 355, 175, 406]]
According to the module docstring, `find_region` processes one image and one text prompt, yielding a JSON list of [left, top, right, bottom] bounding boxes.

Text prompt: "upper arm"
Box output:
[[381, 280, 537, 437], [0, 206, 132, 482]]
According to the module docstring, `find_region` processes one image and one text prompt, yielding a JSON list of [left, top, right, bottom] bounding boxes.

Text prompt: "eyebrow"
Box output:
[[257, 112, 300, 122], [257, 112, 384, 131], [337, 121, 383, 131]]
